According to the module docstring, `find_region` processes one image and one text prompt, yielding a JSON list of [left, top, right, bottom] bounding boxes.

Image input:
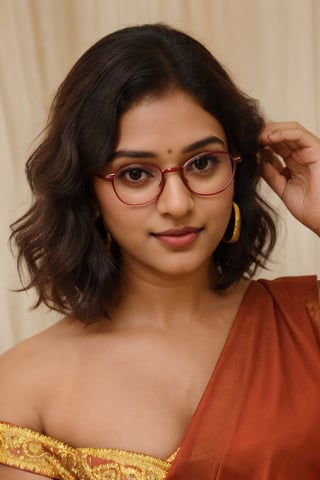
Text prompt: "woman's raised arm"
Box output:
[[259, 121, 320, 236]]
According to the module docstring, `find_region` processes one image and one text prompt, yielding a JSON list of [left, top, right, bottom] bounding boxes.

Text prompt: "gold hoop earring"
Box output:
[[223, 202, 241, 244]]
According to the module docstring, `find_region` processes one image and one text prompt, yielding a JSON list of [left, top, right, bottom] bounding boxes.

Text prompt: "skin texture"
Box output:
[[0, 92, 319, 478], [94, 91, 234, 287]]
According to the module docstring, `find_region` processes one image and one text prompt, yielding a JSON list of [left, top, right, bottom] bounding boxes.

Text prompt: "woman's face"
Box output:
[[94, 91, 234, 282]]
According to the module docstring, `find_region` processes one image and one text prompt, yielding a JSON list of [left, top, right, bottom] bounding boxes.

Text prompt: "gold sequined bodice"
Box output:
[[0, 422, 177, 479]]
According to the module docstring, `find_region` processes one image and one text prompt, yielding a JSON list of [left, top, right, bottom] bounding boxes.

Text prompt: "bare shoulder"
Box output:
[[0, 317, 78, 430]]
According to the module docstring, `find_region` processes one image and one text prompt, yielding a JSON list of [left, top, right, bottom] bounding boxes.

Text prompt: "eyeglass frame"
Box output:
[[94, 151, 242, 206]]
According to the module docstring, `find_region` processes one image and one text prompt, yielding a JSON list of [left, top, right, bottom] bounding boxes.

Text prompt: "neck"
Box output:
[[109, 261, 222, 330]]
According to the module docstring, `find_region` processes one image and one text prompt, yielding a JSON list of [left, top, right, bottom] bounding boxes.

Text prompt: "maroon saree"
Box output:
[[166, 276, 320, 479]]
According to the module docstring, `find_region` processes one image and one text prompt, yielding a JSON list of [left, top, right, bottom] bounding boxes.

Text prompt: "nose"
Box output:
[[156, 172, 194, 218]]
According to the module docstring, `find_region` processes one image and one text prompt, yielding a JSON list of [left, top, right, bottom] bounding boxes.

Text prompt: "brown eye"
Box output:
[[126, 168, 144, 181], [118, 166, 151, 182], [186, 154, 221, 174], [193, 156, 210, 170]]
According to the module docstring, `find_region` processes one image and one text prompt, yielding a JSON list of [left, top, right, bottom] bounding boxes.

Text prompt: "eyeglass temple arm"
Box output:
[[95, 172, 115, 181]]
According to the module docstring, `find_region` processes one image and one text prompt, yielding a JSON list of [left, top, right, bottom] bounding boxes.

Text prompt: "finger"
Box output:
[[260, 126, 317, 150], [260, 121, 303, 136], [262, 121, 302, 131], [258, 147, 284, 172], [259, 147, 294, 179], [265, 143, 292, 161], [261, 160, 288, 199]]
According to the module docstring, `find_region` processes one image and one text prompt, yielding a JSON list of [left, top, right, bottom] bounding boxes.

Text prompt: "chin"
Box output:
[[148, 256, 212, 279]]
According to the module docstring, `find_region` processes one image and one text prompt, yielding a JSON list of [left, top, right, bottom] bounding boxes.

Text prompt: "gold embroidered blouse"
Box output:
[[0, 422, 177, 479]]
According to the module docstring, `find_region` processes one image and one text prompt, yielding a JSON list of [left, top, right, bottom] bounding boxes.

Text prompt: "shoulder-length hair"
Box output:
[[11, 23, 276, 323]]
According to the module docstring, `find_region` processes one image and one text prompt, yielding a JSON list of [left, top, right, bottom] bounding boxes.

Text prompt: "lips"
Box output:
[[152, 226, 203, 247]]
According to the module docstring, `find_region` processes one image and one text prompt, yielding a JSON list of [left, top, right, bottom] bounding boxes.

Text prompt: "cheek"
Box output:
[[100, 206, 128, 236], [98, 198, 145, 243], [94, 180, 150, 246], [209, 187, 234, 218], [204, 195, 234, 242], [94, 183, 123, 230], [211, 205, 232, 233]]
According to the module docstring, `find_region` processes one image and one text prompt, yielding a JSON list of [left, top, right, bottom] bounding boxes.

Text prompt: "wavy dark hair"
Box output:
[[10, 23, 276, 323]]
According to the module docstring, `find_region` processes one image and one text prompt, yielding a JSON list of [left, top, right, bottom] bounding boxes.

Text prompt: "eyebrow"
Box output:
[[183, 135, 226, 153], [111, 135, 226, 160]]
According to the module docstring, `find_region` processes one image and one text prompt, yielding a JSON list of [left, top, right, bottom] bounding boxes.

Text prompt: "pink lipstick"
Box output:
[[152, 227, 202, 248]]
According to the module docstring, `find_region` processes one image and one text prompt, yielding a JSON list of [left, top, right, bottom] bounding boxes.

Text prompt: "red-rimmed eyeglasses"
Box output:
[[95, 151, 241, 206]]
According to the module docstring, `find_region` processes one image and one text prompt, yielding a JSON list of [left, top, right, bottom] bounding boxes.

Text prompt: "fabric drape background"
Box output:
[[1, 0, 319, 352]]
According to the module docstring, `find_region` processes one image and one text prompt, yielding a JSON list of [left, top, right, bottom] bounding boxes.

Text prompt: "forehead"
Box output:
[[115, 91, 227, 151]]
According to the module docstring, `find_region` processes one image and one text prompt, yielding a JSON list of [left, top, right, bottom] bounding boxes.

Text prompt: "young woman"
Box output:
[[0, 24, 319, 479]]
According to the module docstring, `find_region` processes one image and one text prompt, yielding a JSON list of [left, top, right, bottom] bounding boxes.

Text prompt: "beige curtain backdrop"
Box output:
[[1, 0, 319, 352]]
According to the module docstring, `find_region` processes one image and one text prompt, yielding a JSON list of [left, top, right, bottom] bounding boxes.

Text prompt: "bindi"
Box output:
[[167, 149, 173, 154]]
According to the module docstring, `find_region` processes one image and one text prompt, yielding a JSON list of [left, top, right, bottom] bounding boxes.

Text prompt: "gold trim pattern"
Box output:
[[0, 422, 177, 479]]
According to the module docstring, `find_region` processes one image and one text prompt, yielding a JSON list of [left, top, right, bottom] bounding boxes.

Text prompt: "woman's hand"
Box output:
[[259, 121, 320, 236]]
